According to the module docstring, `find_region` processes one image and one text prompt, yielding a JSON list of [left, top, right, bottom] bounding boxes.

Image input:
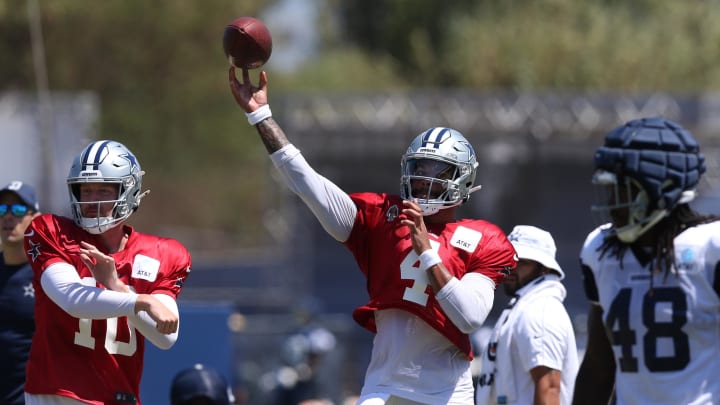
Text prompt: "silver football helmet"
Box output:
[[67, 140, 148, 234], [400, 127, 480, 216]]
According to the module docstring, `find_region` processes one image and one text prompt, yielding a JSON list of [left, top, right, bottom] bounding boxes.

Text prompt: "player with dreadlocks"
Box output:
[[573, 117, 720, 405]]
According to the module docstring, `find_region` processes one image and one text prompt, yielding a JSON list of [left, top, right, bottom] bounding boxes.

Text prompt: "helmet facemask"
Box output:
[[401, 158, 465, 215], [591, 170, 669, 243], [69, 176, 143, 234]]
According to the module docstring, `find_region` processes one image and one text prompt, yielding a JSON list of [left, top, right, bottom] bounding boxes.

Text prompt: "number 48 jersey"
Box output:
[[580, 221, 720, 405]]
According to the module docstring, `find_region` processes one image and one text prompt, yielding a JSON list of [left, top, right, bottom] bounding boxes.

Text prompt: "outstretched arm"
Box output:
[[228, 67, 288, 154], [228, 67, 357, 242]]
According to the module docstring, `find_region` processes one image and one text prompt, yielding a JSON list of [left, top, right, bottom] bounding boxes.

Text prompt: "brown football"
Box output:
[[222, 17, 273, 69]]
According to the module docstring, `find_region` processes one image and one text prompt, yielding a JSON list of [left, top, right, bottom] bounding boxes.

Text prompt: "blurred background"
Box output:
[[2, 0, 720, 403]]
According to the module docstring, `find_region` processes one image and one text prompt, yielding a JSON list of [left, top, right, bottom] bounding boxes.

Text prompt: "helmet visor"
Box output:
[[591, 170, 642, 228]]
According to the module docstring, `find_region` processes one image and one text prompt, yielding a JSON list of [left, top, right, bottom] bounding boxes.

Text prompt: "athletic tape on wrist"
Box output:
[[419, 249, 442, 271], [246, 105, 272, 126]]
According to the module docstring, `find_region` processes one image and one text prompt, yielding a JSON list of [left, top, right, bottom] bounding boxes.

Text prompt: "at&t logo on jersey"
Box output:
[[450, 226, 482, 253], [131, 254, 160, 281]]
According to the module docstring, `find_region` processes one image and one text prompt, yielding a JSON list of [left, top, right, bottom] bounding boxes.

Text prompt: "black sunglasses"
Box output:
[[0, 203, 31, 217]]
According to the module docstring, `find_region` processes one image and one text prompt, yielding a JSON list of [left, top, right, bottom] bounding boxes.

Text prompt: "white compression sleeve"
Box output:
[[41, 262, 137, 319], [270, 144, 357, 242], [128, 293, 179, 350], [435, 273, 495, 333]]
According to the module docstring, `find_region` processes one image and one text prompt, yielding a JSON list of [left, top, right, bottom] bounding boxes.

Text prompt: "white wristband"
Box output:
[[419, 250, 442, 271], [246, 105, 272, 126]]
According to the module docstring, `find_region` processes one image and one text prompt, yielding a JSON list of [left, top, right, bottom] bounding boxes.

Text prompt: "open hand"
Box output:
[[79, 241, 127, 291], [229, 66, 268, 113]]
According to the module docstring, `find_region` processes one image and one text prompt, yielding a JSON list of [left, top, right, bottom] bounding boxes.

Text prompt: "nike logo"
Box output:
[[24, 230, 35, 237]]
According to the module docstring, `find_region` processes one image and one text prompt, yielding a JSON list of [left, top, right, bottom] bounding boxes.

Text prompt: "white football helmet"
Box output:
[[400, 127, 480, 216], [67, 140, 148, 234]]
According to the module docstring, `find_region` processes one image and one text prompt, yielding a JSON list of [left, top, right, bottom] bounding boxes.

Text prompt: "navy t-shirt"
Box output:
[[0, 255, 35, 404]]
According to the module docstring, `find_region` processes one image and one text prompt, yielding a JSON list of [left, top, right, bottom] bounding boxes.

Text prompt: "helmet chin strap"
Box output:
[[615, 208, 669, 243], [615, 188, 697, 243], [419, 204, 441, 216], [468, 184, 482, 194], [79, 215, 123, 234], [418, 184, 483, 216]]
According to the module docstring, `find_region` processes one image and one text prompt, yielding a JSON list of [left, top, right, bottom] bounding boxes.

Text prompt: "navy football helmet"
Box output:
[[591, 117, 705, 242], [400, 127, 480, 216], [170, 364, 233, 405], [67, 140, 148, 234]]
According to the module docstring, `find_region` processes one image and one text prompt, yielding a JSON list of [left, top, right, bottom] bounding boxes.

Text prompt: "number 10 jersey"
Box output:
[[24, 214, 191, 405]]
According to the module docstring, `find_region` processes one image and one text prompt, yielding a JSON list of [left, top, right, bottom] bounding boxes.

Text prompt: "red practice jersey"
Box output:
[[345, 193, 516, 358], [23, 214, 191, 405]]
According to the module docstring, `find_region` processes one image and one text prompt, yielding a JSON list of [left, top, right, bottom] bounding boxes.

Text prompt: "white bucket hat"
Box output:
[[507, 225, 564, 279]]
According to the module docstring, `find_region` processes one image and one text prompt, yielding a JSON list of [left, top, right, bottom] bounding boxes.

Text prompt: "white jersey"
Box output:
[[580, 221, 720, 405], [360, 308, 475, 405], [476, 275, 578, 405]]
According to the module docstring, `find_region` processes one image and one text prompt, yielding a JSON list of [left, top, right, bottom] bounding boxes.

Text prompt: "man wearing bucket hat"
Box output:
[[476, 225, 578, 405], [0, 181, 41, 404]]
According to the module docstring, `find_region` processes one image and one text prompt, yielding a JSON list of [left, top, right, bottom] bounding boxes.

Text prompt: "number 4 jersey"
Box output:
[[345, 193, 517, 359], [23, 214, 191, 405], [580, 221, 720, 405]]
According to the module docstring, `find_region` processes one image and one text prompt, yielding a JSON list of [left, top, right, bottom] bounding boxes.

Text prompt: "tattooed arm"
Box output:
[[228, 67, 356, 242]]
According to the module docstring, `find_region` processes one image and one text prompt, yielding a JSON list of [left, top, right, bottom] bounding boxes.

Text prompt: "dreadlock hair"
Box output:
[[598, 204, 719, 281]]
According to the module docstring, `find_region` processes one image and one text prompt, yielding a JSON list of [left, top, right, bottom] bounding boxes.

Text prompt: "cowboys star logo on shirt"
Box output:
[[174, 276, 185, 288], [24, 282, 35, 298], [27, 240, 41, 262]]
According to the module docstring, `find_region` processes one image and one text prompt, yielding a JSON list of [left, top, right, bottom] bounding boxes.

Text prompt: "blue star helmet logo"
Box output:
[[120, 152, 138, 170]]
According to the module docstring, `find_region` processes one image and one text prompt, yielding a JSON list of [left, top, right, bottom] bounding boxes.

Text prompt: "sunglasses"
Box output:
[[0, 203, 31, 217]]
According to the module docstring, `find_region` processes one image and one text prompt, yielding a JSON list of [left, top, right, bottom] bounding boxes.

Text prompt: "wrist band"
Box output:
[[419, 250, 442, 271], [246, 105, 272, 126]]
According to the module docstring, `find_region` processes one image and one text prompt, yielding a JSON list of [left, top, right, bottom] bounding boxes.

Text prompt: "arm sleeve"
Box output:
[[127, 293, 179, 350], [270, 144, 357, 242], [40, 262, 137, 319], [435, 272, 495, 333]]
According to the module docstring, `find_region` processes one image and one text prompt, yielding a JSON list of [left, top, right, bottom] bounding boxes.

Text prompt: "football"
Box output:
[[223, 16, 273, 69]]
